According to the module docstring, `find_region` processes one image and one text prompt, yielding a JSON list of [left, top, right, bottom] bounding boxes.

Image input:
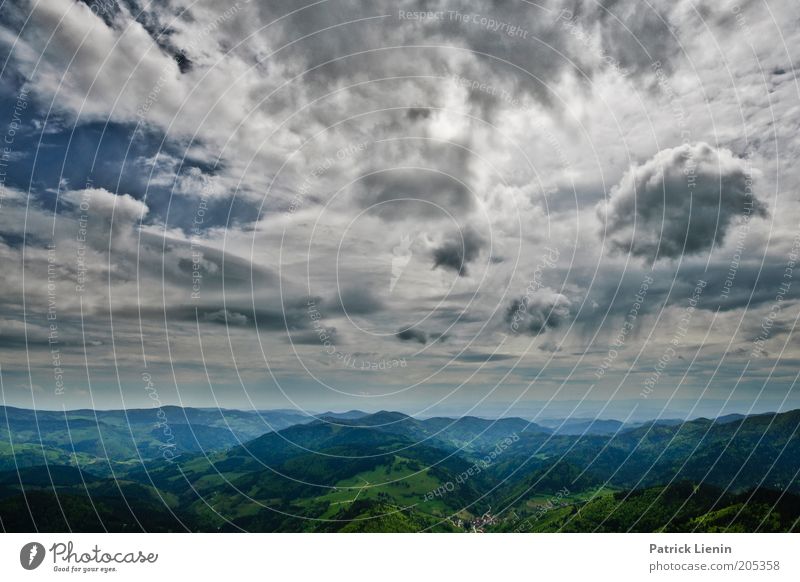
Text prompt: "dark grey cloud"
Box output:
[[406, 107, 431, 121], [395, 327, 428, 344], [335, 286, 385, 315], [599, 143, 768, 262], [432, 226, 486, 276], [203, 309, 249, 327], [505, 293, 571, 336]]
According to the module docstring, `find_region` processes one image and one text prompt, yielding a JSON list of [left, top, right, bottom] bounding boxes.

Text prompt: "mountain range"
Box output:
[[1, 406, 798, 532]]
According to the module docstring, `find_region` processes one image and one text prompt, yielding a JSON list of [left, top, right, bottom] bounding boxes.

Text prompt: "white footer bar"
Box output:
[[1, 533, 797, 580]]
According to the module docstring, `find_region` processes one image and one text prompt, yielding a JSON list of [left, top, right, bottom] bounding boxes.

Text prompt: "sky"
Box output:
[[0, 0, 798, 421]]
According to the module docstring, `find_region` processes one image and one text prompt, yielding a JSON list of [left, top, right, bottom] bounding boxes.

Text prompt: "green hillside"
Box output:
[[1, 407, 798, 532]]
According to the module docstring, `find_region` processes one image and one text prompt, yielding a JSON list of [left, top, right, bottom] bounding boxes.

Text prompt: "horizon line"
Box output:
[[1, 404, 796, 424]]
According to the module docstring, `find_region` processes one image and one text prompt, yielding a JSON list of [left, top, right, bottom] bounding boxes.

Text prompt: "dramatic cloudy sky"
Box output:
[[0, 0, 798, 419]]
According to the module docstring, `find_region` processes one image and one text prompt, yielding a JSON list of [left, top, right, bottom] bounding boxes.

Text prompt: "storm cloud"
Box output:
[[599, 143, 768, 262], [395, 327, 429, 344], [505, 292, 572, 336], [432, 227, 487, 277]]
